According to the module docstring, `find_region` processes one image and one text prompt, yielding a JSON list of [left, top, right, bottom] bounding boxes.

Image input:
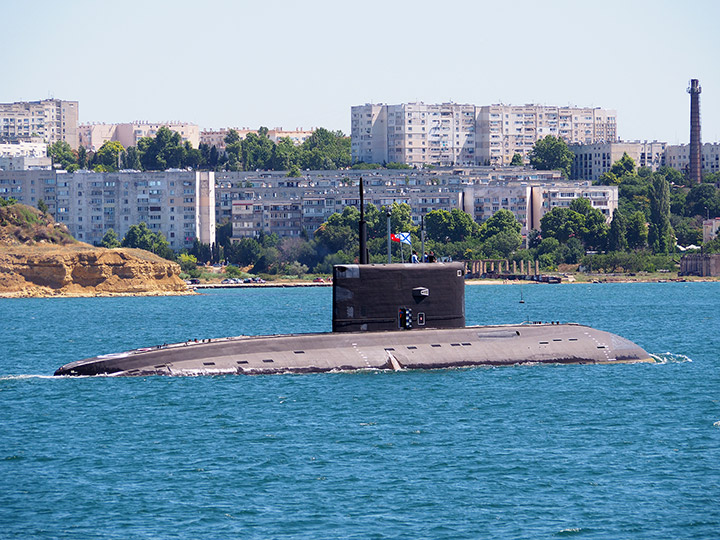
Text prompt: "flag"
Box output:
[[391, 232, 412, 245]]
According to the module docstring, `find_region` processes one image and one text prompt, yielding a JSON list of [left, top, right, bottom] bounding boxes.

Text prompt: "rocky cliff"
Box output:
[[0, 202, 188, 297], [0, 245, 189, 297]]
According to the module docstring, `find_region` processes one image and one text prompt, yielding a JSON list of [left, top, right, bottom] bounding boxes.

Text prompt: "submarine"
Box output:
[[54, 183, 652, 377]]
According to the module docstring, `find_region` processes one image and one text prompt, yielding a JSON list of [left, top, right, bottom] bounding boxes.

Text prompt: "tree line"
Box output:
[[49, 126, 351, 173]]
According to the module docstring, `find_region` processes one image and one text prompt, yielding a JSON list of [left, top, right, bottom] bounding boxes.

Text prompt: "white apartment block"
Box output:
[[0, 139, 51, 170], [0, 99, 79, 149], [0, 139, 47, 158], [352, 103, 477, 167], [570, 141, 666, 181], [200, 127, 315, 152], [353, 102, 617, 168], [477, 105, 617, 166], [462, 181, 618, 236], [665, 143, 720, 176], [78, 122, 200, 151], [0, 170, 215, 250]]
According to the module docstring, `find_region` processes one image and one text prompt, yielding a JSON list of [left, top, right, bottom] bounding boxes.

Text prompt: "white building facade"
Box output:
[[353, 102, 617, 168], [665, 143, 720, 177], [78, 122, 200, 151], [0, 170, 215, 250], [0, 99, 79, 149], [570, 141, 667, 181]]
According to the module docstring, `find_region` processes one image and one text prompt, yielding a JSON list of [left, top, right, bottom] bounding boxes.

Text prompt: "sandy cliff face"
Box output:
[[0, 244, 189, 298]]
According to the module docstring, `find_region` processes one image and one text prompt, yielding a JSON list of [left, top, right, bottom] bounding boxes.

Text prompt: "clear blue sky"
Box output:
[[3, 0, 719, 144]]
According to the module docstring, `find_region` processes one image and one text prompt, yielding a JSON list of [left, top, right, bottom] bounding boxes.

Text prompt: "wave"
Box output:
[[0, 374, 59, 381], [650, 352, 693, 364]]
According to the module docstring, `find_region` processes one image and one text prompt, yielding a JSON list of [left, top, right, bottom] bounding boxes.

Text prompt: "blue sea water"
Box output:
[[0, 282, 719, 539]]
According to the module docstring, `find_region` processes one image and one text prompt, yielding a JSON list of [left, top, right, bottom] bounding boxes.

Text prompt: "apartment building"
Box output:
[[477, 105, 617, 166], [0, 139, 51, 170], [0, 170, 215, 250], [352, 103, 477, 167], [0, 99, 79, 149], [665, 143, 720, 176], [78, 122, 200, 151], [352, 102, 617, 167], [1, 167, 616, 249], [570, 141, 666, 181], [462, 181, 617, 235], [200, 127, 315, 152]]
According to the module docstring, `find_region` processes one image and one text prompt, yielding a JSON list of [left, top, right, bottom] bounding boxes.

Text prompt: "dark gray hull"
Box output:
[[54, 323, 653, 377]]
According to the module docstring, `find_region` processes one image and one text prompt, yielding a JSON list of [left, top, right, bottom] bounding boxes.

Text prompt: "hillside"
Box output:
[[0, 202, 188, 297], [0, 202, 77, 246]]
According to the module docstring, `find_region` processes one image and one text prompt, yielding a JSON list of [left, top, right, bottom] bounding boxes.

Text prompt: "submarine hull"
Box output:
[[54, 323, 653, 377]]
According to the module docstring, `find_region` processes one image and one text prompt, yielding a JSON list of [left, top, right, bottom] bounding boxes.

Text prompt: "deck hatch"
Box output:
[[262, 359, 274, 363], [431, 344, 441, 348], [407, 346, 417, 350], [236, 360, 248, 365]]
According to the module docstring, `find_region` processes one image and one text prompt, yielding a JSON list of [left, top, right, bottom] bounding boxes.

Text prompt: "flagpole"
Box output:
[[386, 207, 392, 264]]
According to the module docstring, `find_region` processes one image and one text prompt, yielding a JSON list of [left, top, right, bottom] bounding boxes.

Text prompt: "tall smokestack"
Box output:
[[688, 78, 702, 184]]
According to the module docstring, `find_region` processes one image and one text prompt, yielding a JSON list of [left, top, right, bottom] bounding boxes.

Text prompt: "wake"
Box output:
[[650, 352, 693, 364]]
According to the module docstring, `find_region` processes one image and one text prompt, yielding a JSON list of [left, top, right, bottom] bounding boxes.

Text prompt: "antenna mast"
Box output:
[[359, 178, 368, 264]]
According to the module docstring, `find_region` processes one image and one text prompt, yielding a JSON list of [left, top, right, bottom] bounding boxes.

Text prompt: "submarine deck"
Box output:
[[54, 323, 653, 377]]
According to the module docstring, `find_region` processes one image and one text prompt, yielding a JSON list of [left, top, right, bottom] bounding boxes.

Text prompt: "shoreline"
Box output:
[[2, 276, 716, 298]]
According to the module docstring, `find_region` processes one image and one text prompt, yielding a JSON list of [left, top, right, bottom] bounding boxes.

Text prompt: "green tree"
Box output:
[[608, 210, 628, 252], [510, 153, 524, 166], [703, 234, 720, 253], [77, 146, 88, 169], [100, 228, 121, 248], [569, 197, 609, 250], [241, 130, 274, 171], [121, 222, 174, 259], [626, 211, 648, 250], [93, 141, 125, 172], [540, 207, 585, 243], [272, 137, 299, 171], [37, 199, 49, 214], [648, 175, 674, 254], [610, 153, 636, 177], [477, 209, 520, 242], [177, 253, 198, 273], [137, 126, 187, 171], [208, 145, 220, 169], [48, 141, 78, 171], [299, 128, 351, 170], [426, 208, 478, 243], [528, 135, 574, 177], [482, 229, 522, 258], [685, 183, 720, 218]]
